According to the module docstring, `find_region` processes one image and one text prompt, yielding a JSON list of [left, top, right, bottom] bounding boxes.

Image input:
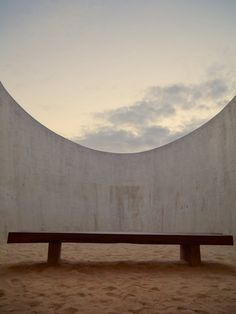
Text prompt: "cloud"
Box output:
[[76, 118, 208, 153], [97, 97, 176, 127], [72, 69, 235, 153], [77, 125, 171, 153]]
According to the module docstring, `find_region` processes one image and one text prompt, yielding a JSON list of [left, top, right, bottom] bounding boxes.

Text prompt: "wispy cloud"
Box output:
[[73, 67, 235, 153]]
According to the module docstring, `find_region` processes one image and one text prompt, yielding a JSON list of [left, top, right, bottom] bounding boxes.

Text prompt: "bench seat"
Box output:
[[7, 232, 234, 266]]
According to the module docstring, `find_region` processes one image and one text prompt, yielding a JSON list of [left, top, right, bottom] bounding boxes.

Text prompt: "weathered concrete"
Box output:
[[0, 82, 236, 242]]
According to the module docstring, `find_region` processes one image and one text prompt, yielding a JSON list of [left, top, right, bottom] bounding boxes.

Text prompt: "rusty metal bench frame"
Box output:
[[7, 232, 234, 266]]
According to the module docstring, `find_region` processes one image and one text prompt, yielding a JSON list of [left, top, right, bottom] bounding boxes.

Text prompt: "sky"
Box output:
[[0, 0, 235, 152]]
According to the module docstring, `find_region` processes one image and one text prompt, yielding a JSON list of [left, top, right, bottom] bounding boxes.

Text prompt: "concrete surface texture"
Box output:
[[0, 82, 236, 242]]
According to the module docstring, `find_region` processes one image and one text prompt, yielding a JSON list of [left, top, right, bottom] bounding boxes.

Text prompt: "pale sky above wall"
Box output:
[[0, 0, 235, 152]]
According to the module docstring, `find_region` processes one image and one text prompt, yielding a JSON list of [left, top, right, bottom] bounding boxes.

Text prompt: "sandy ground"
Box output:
[[0, 243, 236, 314]]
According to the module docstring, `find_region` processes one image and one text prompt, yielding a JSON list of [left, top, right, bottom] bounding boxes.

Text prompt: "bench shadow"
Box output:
[[5, 259, 236, 275]]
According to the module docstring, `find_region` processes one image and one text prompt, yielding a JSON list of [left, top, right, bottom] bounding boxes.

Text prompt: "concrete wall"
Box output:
[[0, 82, 236, 242]]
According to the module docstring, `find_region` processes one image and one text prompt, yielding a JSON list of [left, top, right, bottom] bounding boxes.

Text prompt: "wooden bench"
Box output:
[[7, 232, 234, 266]]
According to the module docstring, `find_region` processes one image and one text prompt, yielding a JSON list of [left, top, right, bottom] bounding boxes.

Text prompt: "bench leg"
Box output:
[[180, 244, 201, 266], [47, 242, 61, 265]]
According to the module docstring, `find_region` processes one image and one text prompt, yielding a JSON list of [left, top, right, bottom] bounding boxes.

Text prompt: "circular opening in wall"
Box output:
[[1, 1, 235, 153]]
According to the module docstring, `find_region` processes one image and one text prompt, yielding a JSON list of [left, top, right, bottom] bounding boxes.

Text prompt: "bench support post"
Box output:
[[180, 244, 201, 266], [47, 242, 61, 265]]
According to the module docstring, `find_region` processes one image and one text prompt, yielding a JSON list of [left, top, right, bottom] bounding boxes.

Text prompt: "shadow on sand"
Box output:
[[5, 259, 236, 276]]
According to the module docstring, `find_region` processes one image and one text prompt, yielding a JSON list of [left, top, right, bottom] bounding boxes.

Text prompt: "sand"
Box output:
[[0, 243, 236, 314]]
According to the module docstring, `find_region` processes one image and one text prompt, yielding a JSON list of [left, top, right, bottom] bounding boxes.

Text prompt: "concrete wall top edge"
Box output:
[[0, 81, 236, 156]]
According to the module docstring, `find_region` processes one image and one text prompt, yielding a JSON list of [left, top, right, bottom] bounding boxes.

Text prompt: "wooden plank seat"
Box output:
[[7, 232, 234, 266]]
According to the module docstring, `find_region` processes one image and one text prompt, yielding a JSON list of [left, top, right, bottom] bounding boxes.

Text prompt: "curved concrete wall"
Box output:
[[0, 82, 236, 242]]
